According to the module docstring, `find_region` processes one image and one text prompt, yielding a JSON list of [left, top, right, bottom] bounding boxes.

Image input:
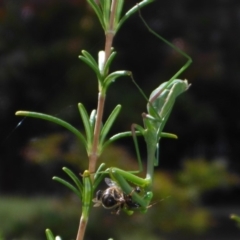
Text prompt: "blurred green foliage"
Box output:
[[0, 197, 80, 240], [231, 214, 240, 229]]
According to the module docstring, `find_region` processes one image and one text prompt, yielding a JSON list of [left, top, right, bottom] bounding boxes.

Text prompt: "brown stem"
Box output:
[[76, 215, 88, 240], [104, 0, 117, 62], [89, 92, 105, 174], [77, 1, 118, 240], [88, 0, 117, 175]]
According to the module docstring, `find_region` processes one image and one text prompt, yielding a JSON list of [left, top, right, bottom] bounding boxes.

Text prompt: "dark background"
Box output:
[[0, 0, 240, 239], [1, 0, 239, 190]]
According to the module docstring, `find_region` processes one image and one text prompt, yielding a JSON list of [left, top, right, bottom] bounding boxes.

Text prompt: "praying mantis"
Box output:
[[93, 79, 190, 215], [92, 16, 192, 215]]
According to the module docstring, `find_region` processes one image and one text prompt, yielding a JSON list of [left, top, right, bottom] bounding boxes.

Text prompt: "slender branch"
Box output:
[[88, 0, 118, 175], [104, 0, 117, 63], [78, 2, 119, 239], [89, 93, 105, 174], [76, 216, 88, 240]]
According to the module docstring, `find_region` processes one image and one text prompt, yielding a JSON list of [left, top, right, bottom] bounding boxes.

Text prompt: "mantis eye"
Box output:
[[102, 195, 118, 208]]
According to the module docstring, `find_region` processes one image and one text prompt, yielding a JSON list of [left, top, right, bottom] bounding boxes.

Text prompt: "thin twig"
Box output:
[[104, 0, 118, 63], [88, 0, 118, 175], [89, 93, 105, 174], [76, 216, 88, 240], [77, 1, 118, 240]]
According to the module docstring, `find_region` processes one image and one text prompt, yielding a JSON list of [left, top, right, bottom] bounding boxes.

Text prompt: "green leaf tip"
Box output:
[[231, 214, 240, 222], [45, 229, 55, 240], [161, 132, 178, 139], [15, 110, 28, 116]]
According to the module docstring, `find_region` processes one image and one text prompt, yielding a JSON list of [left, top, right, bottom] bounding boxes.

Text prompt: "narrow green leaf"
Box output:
[[94, 163, 106, 181], [114, 0, 124, 27], [103, 130, 140, 149], [81, 50, 99, 70], [102, 0, 110, 30], [103, 130, 176, 149], [53, 177, 81, 200], [78, 55, 102, 82], [63, 167, 83, 193], [86, 0, 105, 30], [103, 51, 117, 77], [93, 163, 106, 191], [15, 111, 87, 149], [99, 105, 121, 147], [82, 170, 93, 219], [103, 70, 131, 90], [78, 103, 93, 148], [160, 132, 178, 139], [117, 0, 154, 32], [45, 229, 55, 240]]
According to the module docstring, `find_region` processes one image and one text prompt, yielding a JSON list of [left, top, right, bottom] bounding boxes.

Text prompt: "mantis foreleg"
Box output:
[[109, 168, 153, 214]]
